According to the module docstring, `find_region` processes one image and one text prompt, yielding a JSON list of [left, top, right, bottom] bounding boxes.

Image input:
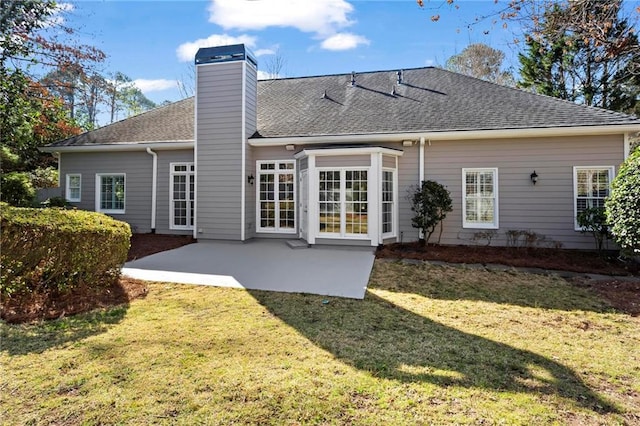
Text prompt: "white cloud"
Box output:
[[254, 48, 276, 57], [133, 79, 178, 93], [320, 33, 369, 51], [208, 0, 354, 36], [257, 70, 282, 80], [176, 34, 257, 62]]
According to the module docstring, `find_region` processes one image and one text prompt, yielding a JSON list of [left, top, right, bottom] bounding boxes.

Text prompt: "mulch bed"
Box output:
[[575, 279, 640, 317], [376, 242, 640, 276], [128, 233, 196, 261], [1, 278, 148, 324]]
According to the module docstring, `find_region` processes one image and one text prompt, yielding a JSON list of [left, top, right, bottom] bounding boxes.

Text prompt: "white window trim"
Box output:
[[256, 160, 297, 234], [462, 168, 499, 229], [381, 168, 397, 239], [572, 166, 615, 231], [95, 173, 126, 214], [170, 162, 195, 230], [317, 167, 370, 240], [65, 173, 81, 202]]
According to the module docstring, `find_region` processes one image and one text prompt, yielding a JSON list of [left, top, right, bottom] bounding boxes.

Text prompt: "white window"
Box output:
[[381, 169, 395, 236], [170, 163, 195, 230], [573, 166, 614, 230], [318, 169, 368, 237], [257, 161, 296, 233], [462, 168, 498, 229], [65, 174, 81, 202], [95, 174, 125, 214]]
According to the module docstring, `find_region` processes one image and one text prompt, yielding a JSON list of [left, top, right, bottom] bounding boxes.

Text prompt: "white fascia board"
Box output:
[[40, 141, 194, 153], [250, 124, 640, 147], [294, 147, 403, 159]]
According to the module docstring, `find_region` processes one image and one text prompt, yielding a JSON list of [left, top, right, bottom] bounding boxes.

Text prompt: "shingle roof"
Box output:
[[49, 97, 194, 146], [47, 67, 639, 147]]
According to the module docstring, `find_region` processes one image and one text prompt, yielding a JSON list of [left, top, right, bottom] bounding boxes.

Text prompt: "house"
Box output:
[[42, 44, 640, 250]]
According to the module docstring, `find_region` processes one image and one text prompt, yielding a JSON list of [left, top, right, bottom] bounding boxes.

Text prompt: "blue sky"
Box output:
[[60, 0, 527, 106]]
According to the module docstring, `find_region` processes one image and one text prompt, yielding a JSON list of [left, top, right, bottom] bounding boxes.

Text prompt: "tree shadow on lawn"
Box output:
[[1, 305, 128, 356], [371, 260, 615, 313], [249, 289, 619, 415]]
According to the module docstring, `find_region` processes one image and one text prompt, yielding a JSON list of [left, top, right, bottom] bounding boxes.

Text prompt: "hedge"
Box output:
[[606, 148, 640, 254], [0, 172, 35, 207], [1, 204, 132, 298]]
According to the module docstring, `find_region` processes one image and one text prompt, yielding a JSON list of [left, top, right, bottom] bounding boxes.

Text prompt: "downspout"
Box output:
[[146, 148, 157, 233], [419, 137, 425, 183], [419, 137, 425, 241], [53, 152, 61, 187]]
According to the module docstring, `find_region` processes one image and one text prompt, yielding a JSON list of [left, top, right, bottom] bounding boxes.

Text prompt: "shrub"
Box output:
[[409, 180, 453, 245], [0, 172, 35, 206], [1, 205, 131, 298], [606, 148, 640, 254], [577, 206, 610, 252], [29, 167, 59, 189], [41, 196, 70, 208]]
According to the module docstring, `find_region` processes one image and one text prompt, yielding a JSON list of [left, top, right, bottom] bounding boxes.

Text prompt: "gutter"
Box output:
[[40, 141, 194, 153], [248, 124, 640, 147], [146, 148, 158, 233]]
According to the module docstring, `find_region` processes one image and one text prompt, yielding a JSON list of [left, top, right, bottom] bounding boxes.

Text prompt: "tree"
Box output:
[[177, 63, 195, 98], [518, 1, 639, 112], [606, 148, 640, 254], [1, 1, 103, 144], [445, 43, 515, 86], [1, 69, 81, 172], [409, 180, 453, 245]]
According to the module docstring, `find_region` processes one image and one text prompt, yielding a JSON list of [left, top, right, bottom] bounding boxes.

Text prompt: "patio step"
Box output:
[[286, 239, 310, 249]]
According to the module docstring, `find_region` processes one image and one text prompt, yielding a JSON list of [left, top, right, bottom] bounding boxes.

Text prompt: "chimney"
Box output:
[[194, 44, 257, 241]]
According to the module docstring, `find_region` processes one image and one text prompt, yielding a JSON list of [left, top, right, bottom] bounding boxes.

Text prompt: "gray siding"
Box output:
[[299, 157, 309, 170], [244, 63, 258, 239], [60, 149, 194, 235], [383, 155, 396, 169], [196, 61, 245, 240], [420, 135, 623, 249], [60, 151, 154, 233], [316, 155, 370, 167], [156, 149, 194, 235]]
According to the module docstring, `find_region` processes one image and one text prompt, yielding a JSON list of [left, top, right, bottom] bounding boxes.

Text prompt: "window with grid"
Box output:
[[574, 166, 614, 229], [66, 174, 81, 202], [257, 161, 295, 232], [318, 170, 341, 234], [382, 170, 394, 235], [319, 169, 368, 236], [463, 168, 498, 229], [96, 174, 125, 213], [170, 163, 195, 229], [345, 170, 368, 235]]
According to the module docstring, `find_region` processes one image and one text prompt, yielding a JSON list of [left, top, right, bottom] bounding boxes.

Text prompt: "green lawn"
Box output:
[[2, 261, 639, 425]]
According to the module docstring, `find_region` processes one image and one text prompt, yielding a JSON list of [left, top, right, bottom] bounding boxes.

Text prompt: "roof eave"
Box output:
[[248, 124, 640, 146], [40, 140, 194, 153]]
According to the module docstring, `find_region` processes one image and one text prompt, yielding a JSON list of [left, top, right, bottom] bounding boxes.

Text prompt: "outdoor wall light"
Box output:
[[247, 174, 255, 185], [530, 170, 539, 185], [285, 144, 295, 151]]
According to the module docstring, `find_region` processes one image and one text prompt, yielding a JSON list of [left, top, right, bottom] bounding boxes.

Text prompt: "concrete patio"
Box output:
[[122, 240, 375, 299]]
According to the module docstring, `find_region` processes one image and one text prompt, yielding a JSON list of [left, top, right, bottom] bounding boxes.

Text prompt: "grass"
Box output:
[[2, 260, 639, 425]]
